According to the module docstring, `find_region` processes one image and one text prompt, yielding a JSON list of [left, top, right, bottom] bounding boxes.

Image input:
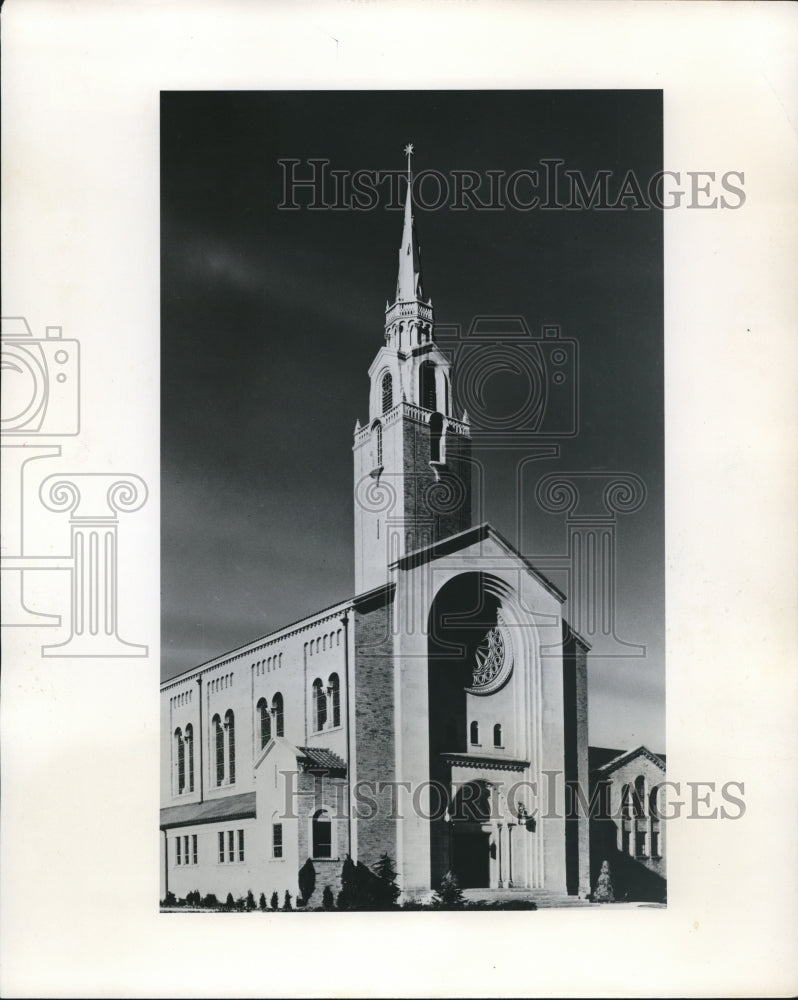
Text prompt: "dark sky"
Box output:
[[161, 90, 664, 749]]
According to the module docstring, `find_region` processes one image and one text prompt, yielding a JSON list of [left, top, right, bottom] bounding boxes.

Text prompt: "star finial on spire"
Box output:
[[404, 142, 414, 177]]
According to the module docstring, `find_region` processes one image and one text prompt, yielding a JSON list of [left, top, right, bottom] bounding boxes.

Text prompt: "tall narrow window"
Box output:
[[225, 710, 235, 784], [192, 834, 198, 865], [493, 723, 502, 747], [442, 372, 449, 415], [312, 809, 332, 859], [183, 835, 189, 865], [372, 421, 383, 467], [257, 697, 271, 749], [633, 775, 646, 817], [445, 718, 457, 748], [185, 723, 194, 792], [273, 823, 283, 859], [420, 360, 436, 411], [620, 783, 632, 819], [213, 714, 224, 786], [175, 728, 185, 794], [272, 693, 284, 738], [228, 830, 235, 863], [312, 678, 327, 732], [470, 720, 479, 745], [238, 829, 245, 862], [429, 411, 443, 463], [176, 836, 182, 866], [329, 673, 340, 728], [381, 371, 393, 414], [218, 831, 225, 863]]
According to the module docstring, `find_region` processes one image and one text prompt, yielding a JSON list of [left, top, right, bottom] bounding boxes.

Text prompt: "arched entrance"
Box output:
[[450, 780, 494, 888], [427, 572, 515, 889]]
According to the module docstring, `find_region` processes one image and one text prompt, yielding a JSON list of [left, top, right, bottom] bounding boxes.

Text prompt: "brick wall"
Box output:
[[352, 589, 396, 869]]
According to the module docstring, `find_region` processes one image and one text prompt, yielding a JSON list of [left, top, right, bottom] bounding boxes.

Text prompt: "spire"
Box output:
[[396, 142, 423, 302]]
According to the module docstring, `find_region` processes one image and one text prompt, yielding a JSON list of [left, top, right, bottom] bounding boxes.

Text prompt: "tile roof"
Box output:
[[296, 746, 347, 773], [160, 791, 256, 830]]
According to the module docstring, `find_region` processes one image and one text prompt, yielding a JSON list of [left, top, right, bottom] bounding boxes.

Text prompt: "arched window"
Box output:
[[381, 371, 393, 414], [312, 809, 332, 859], [225, 709, 235, 784], [213, 714, 224, 786], [442, 372, 449, 414], [185, 723, 194, 792], [429, 411, 443, 463], [329, 673, 341, 728], [420, 360, 436, 411], [493, 723, 502, 747], [372, 420, 383, 467], [257, 697, 271, 749], [312, 678, 327, 732], [272, 692, 284, 738], [175, 728, 185, 794], [469, 720, 479, 745]]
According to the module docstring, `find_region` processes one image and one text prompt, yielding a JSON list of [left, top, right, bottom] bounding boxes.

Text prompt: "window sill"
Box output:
[[311, 857, 340, 864]]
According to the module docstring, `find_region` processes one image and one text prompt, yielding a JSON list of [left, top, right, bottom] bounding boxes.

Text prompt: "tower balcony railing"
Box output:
[[385, 298, 434, 326], [353, 402, 470, 446]]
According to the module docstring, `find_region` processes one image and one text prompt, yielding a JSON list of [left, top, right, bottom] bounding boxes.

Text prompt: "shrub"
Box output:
[[225, 892, 235, 910], [372, 853, 401, 908], [185, 890, 201, 907], [201, 893, 218, 908], [337, 854, 394, 911], [246, 890, 256, 911], [282, 891, 293, 911], [432, 871, 464, 909], [259, 892, 268, 912], [270, 891, 279, 911], [298, 858, 316, 905], [322, 885, 335, 910], [162, 891, 177, 907]]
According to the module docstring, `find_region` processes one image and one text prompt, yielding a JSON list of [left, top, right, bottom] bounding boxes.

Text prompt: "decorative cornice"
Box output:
[[442, 752, 530, 773], [161, 597, 354, 692], [593, 745, 666, 776]]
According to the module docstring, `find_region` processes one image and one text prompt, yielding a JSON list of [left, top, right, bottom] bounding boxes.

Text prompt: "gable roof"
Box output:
[[389, 521, 567, 603], [590, 745, 666, 776]]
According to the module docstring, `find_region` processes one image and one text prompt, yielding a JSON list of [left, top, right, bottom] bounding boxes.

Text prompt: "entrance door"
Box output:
[[453, 826, 490, 888]]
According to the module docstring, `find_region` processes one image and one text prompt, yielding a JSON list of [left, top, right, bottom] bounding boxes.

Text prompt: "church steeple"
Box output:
[[385, 145, 434, 353], [354, 144, 473, 594], [396, 143, 423, 302]]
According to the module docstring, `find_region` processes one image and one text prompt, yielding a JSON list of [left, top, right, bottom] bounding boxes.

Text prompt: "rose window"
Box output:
[[466, 615, 513, 695]]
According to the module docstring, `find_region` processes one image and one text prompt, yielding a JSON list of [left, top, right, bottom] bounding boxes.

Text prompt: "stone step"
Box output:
[[461, 887, 591, 909]]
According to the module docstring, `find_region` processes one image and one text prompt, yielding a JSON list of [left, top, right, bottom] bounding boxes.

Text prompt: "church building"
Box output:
[[160, 154, 592, 906]]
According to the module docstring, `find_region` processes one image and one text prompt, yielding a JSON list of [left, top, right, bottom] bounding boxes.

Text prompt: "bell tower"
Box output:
[[353, 145, 473, 594]]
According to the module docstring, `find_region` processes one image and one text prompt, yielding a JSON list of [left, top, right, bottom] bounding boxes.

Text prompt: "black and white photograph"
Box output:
[[1, 2, 796, 997], [159, 90, 666, 911]]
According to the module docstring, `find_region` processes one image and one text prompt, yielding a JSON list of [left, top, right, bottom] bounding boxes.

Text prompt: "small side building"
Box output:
[[588, 745, 667, 902]]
